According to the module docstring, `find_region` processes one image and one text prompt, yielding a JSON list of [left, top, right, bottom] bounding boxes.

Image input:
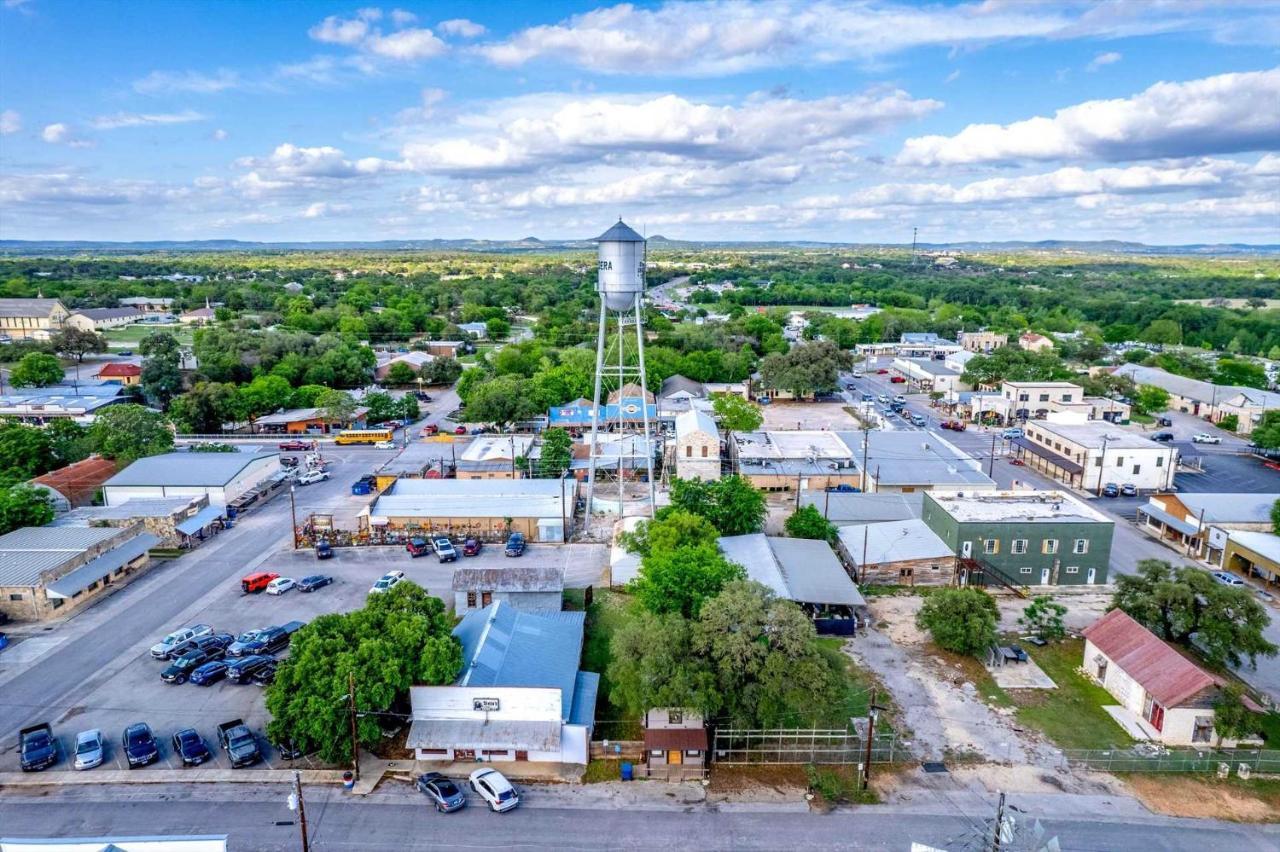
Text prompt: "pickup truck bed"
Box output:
[[217, 718, 261, 768]]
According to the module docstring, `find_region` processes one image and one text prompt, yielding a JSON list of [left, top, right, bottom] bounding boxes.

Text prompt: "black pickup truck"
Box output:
[[19, 723, 58, 771], [217, 718, 262, 768]]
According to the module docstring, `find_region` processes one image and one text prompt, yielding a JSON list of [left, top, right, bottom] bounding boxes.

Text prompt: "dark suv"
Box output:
[[228, 626, 289, 657], [176, 633, 233, 659], [162, 649, 218, 684], [123, 723, 159, 769]]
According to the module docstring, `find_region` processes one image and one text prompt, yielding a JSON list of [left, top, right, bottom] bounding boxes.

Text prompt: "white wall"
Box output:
[[410, 685, 587, 763]]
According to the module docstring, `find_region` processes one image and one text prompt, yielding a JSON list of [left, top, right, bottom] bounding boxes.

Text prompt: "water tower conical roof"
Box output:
[[593, 219, 645, 243]]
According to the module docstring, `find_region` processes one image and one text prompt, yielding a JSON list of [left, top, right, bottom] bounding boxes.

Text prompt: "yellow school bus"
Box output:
[[334, 428, 394, 445]]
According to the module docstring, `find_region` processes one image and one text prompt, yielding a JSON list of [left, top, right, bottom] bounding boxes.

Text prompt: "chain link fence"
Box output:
[[713, 727, 899, 765], [1063, 747, 1280, 773]]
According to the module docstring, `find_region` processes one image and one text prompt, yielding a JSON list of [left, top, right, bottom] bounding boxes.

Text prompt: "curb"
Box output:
[[0, 769, 347, 787]]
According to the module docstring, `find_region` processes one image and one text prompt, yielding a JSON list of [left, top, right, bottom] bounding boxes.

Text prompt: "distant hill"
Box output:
[[0, 237, 1276, 256]]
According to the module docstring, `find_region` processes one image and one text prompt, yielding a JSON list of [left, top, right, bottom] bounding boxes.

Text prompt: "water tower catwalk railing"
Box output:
[[586, 219, 656, 516]]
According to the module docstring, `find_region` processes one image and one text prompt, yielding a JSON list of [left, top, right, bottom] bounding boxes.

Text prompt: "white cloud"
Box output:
[[133, 68, 241, 95], [306, 9, 447, 62], [475, 0, 1280, 75], [1086, 51, 1122, 72], [0, 109, 19, 134], [438, 18, 486, 38], [898, 68, 1280, 166], [401, 89, 940, 174], [390, 9, 417, 26], [944, 70, 960, 84], [309, 13, 373, 45], [232, 142, 407, 198], [41, 123, 68, 143], [365, 27, 447, 60], [212, 128, 229, 141], [303, 201, 351, 218], [89, 109, 206, 130]]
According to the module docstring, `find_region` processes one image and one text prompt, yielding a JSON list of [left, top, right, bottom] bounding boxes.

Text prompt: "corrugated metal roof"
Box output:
[[0, 526, 125, 587], [659, 375, 706, 399], [105, 451, 279, 488], [451, 565, 565, 594], [1137, 503, 1200, 536], [176, 504, 226, 536], [718, 534, 864, 607], [837, 519, 955, 565], [593, 219, 645, 242], [1177, 493, 1280, 524], [372, 478, 567, 521], [569, 671, 599, 727], [645, 726, 708, 750], [1228, 530, 1280, 564], [1111, 364, 1280, 409], [31, 456, 119, 507], [675, 408, 717, 439], [1083, 609, 1215, 708], [453, 602, 587, 721], [798, 492, 923, 523], [836, 430, 995, 488], [0, 298, 63, 318], [45, 532, 159, 598], [406, 718, 561, 751]]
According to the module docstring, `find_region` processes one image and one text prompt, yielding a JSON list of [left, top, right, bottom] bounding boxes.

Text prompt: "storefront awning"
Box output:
[[1138, 503, 1200, 536], [176, 505, 224, 536], [1011, 436, 1084, 475], [45, 533, 159, 599]]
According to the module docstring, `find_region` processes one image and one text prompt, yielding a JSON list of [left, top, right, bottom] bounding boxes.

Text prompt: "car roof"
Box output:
[[76, 729, 102, 741]]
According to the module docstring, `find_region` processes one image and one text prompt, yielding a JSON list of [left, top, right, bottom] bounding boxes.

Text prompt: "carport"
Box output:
[[45, 532, 160, 601], [1010, 436, 1083, 487], [1136, 502, 1200, 548]]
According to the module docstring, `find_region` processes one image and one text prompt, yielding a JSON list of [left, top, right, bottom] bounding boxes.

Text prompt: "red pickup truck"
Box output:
[[278, 440, 314, 451]]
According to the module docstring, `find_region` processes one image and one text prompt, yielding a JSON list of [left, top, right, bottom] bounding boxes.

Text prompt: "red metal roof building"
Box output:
[[31, 456, 120, 510], [95, 362, 142, 385], [1083, 609, 1215, 708]]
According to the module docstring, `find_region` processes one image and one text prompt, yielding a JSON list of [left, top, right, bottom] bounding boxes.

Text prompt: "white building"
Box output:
[[674, 408, 721, 481], [65, 307, 143, 331], [891, 357, 965, 393], [102, 451, 281, 508], [1015, 419, 1177, 493], [408, 602, 598, 765]]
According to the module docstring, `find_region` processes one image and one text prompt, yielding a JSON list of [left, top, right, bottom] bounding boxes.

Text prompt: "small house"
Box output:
[[642, 708, 708, 780], [673, 408, 720, 482], [94, 362, 142, 386], [452, 564, 565, 613]]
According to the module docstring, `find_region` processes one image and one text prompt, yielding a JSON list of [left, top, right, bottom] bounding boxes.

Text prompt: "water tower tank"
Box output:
[[594, 219, 646, 311]]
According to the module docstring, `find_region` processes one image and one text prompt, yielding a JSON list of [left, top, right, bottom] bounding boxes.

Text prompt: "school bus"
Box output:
[[334, 428, 394, 446]]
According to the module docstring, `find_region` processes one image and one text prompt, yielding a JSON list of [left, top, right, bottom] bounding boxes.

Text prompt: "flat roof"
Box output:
[[838, 431, 995, 488], [718, 534, 864, 607], [1177, 492, 1280, 524], [1229, 530, 1280, 564], [460, 435, 534, 463], [896, 358, 960, 376], [837, 519, 955, 565], [370, 478, 568, 520], [105, 451, 279, 488], [798, 491, 924, 523], [926, 490, 1111, 524], [1027, 420, 1169, 449], [732, 431, 853, 461], [451, 565, 565, 593]]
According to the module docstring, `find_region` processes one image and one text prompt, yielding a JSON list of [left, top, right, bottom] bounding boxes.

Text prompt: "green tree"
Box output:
[[1133, 385, 1171, 416], [316, 389, 357, 426], [1212, 684, 1256, 746], [960, 348, 1070, 387], [620, 509, 719, 558], [1272, 498, 1280, 536], [485, 317, 511, 339], [265, 582, 461, 764], [465, 375, 540, 425], [455, 367, 492, 405], [1214, 358, 1268, 390], [1252, 410, 1280, 450], [89, 404, 174, 462], [362, 391, 400, 424], [44, 419, 91, 468], [169, 382, 241, 434], [757, 341, 851, 397], [536, 427, 572, 478], [784, 504, 837, 543], [630, 541, 744, 619], [237, 375, 292, 429], [0, 483, 56, 533], [385, 361, 417, 386], [916, 588, 999, 656], [606, 611, 722, 719], [1017, 595, 1067, 642], [0, 423, 55, 480], [139, 331, 183, 408], [420, 356, 462, 386], [1112, 559, 1277, 668], [711, 393, 761, 432], [1141, 319, 1183, 346], [668, 475, 766, 536], [50, 327, 108, 364], [398, 394, 420, 422], [9, 352, 64, 387]]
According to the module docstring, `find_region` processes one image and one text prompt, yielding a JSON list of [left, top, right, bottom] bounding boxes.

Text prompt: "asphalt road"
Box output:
[[1, 787, 1276, 851]]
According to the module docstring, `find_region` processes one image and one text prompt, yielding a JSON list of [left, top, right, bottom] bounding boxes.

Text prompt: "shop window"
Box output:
[[983, 539, 999, 555]]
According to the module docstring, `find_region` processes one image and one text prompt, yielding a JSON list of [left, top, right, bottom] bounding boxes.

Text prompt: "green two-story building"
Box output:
[[921, 490, 1113, 586]]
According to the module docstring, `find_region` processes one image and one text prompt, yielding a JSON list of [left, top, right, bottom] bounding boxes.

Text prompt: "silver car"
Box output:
[[74, 729, 105, 770]]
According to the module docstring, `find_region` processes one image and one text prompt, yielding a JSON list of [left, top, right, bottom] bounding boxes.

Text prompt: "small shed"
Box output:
[[642, 708, 708, 780], [452, 564, 565, 613], [717, 534, 865, 634], [836, 519, 956, 586]]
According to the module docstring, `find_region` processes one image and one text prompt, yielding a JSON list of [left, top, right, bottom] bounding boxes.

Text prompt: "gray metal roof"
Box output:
[[46, 532, 159, 598], [898, 358, 961, 376], [1137, 503, 1200, 536], [1112, 364, 1280, 409], [1228, 531, 1280, 564], [659, 374, 707, 399], [105, 451, 279, 488], [718, 534, 864, 607], [593, 219, 645, 242], [838, 431, 995, 488], [176, 504, 226, 535], [0, 298, 63, 318], [71, 307, 142, 321], [451, 565, 565, 594], [453, 601, 588, 722], [406, 718, 561, 751], [52, 497, 197, 525], [837, 519, 954, 565], [371, 478, 567, 521], [1177, 493, 1280, 524], [798, 491, 923, 523], [0, 526, 124, 588], [675, 408, 718, 439]]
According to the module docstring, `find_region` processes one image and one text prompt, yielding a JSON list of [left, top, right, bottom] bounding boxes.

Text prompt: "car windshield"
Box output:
[[237, 630, 262, 643], [76, 738, 98, 754], [162, 631, 184, 644], [497, 789, 516, 801], [375, 579, 391, 589], [436, 780, 460, 796], [126, 728, 149, 745]]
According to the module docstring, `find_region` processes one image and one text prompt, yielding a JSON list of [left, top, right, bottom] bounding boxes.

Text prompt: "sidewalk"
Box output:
[[0, 768, 347, 787]]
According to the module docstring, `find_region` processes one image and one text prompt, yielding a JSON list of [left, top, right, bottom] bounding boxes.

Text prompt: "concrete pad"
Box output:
[[988, 657, 1056, 689], [1104, 705, 1161, 740]]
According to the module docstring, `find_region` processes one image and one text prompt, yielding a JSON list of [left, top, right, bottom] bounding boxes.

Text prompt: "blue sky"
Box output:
[[1, 0, 1277, 243]]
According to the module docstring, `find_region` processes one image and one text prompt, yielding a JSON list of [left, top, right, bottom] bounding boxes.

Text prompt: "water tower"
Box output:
[[585, 219, 656, 515]]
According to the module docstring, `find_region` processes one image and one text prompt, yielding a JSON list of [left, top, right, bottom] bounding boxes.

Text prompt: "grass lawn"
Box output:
[[104, 324, 193, 346], [815, 638, 874, 721], [570, 588, 642, 740], [1013, 638, 1134, 750], [1129, 412, 1155, 425]]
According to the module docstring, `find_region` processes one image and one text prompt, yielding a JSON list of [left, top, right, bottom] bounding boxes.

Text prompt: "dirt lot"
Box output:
[[760, 401, 861, 431], [1121, 774, 1280, 822]]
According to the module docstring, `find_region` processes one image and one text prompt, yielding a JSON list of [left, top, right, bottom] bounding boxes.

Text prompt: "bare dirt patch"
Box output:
[[708, 764, 808, 802], [1122, 774, 1280, 823], [759, 402, 861, 431], [997, 592, 1111, 635]]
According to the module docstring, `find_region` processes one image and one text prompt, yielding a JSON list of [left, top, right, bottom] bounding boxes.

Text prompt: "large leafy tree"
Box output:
[[1133, 385, 1171, 416], [0, 423, 55, 480], [960, 348, 1070, 387], [711, 392, 761, 432], [316, 388, 358, 426], [668, 475, 766, 536], [44, 419, 91, 468], [265, 582, 461, 763], [169, 382, 241, 434], [139, 331, 183, 408], [9, 352, 64, 387], [51, 327, 108, 364], [420, 356, 462, 386], [536, 427, 572, 478], [916, 588, 999, 656], [0, 483, 55, 533], [631, 541, 744, 619], [784, 504, 837, 543], [606, 611, 722, 719], [1252, 411, 1280, 451], [757, 340, 851, 397], [89, 404, 174, 463], [1112, 559, 1277, 668], [385, 361, 417, 386], [620, 509, 719, 558], [465, 375, 540, 425], [1213, 358, 1268, 390], [237, 375, 292, 427]]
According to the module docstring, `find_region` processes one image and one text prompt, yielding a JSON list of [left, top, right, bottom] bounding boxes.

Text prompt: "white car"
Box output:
[[1210, 571, 1245, 587], [892, 395, 907, 405], [469, 767, 519, 812], [374, 440, 397, 449], [150, 624, 214, 659], [852, 370, 865, 378], [297, 470, 328, 486], [1191, 433, 1222, 444], [265, 577, 295, 595], [73, 729, 105, 771], [369, 570, 405, 595]]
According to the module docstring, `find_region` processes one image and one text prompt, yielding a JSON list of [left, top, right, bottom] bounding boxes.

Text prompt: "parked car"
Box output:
[[852, 371, 865, 378], [278, 440, 313, 451], [504, 532, 526, 557], [162, 649, 219, 684], [315, 540, 333, 560], [453, 426, 467, 435], [940, 420, 966, 431], [844, 383, 856, 391], [417, 393, 433, 402], [910, 414, 927, 427], [150, 624, 214, 660], [251, 660, 279, 686], [298, 574, 333, 592], [1151, 431, 1175, 442], [225, 655, 275, 683], [240, 572, 279, 594], [1191, 433, 1222, 444], [422, 423, 440, 436], [876, 368, 888, 374], [172, 729, 212, 766], [889, 376, 906, 384], [406, 537, 432, 558], [1210, 571, 1246, 587], [20, 723, 58, 771], [893, 395, 907, 404], [175, 632, 234, 658], [469, 768, 519, 812], [73, 729, 105, 771], [433, 536, 458, 563], [1001, 428, 1024, 440], [374, 440, 397, 449], [217, 719, 262, 768], [876, 394, 890, 404], [265, 577, 295, 595], [297, 469, 329, 486], [861, 393, 873, 402], [370, 570, 405, 594], [417, 772, 467, 813], [123, 723, 159, 769], [1101, 482, 1119, 498], [462, 538, 483, 557], [190, 660, 229, 686], [231, 625, 291, 657], [1156, 416, 1173, 427], [1120, 483, 1138, 497]]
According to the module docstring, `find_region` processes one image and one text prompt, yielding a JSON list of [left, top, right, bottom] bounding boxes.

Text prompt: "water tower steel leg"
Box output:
[[617, 309, 625, 510], [634, 294, 655, 516], [586, 300, 608, 513]]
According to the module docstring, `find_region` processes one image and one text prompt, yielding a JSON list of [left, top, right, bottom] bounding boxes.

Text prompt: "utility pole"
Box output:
[[860, 426, 870, 492], [861, 688, 886, 790], [988, 433, 996, 478], [873, 465, 880, 494], [991, 790, 1007, 852], [347, 671, 360, 782], [823, 487, 830, 519], [1095, 435, 1109, 496], [289, 485, 298, 550], [560, 474, 568, 543], [289, 770, 311, 852], [510, 435, 516, 480], [795, 470, 802, 509]]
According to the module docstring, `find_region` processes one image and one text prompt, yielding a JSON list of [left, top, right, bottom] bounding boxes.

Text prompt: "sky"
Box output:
[[0, 0, 1278, 244]]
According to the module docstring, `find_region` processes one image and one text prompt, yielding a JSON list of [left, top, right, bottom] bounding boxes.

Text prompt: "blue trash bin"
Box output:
[[620, 762, 633, 781]]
